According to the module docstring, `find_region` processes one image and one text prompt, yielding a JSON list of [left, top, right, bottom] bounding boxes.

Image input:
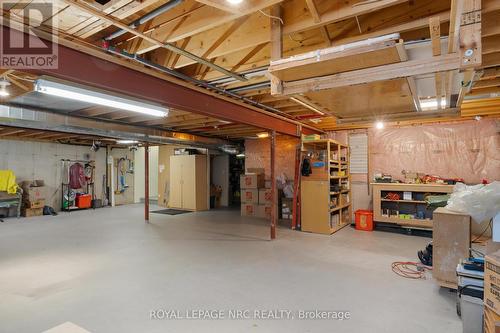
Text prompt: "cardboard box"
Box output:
[[23, 186, 47, 201], [246, 168, 265, 175], [25, 199, 45, 209], [485, 251, 500, 315], [256, 204, 272, 219], [22, 207, 43, 217], [241, 203, 257, 217], [281, 198, 293, 220], [484, 305, 500, 333], [240, 174, 265, 189], [259, 188, 272, 204], [241, 189, 259, 203]]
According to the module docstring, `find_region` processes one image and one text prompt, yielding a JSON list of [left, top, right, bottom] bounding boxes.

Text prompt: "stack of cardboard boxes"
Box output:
[[240, 171, 272, 219], [20, 181, 46, 217], [484, 250, 500, 332]]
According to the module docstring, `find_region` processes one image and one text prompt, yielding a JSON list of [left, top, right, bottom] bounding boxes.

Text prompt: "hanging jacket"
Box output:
[[301, 158, 312, 177], [69, 163, 86, 189]]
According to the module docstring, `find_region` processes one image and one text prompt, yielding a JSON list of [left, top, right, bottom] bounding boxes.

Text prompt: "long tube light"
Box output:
[[290, 97, 325, 115], [34, 77, 168, 117]]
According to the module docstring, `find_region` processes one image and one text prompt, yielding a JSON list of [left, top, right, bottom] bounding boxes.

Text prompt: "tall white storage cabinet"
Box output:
[[169, 155, 208, 211]]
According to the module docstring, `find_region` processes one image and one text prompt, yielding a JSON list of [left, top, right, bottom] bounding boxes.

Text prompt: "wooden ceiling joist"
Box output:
[[278, 54, 461, 96]]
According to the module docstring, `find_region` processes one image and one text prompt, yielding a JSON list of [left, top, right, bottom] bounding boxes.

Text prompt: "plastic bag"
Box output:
[[445, 181, 500, 223]]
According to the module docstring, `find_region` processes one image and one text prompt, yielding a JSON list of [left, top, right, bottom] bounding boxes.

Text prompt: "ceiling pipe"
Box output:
[[106, 46, 293, 119], [105, 0, 184, 41], [228, 82, 270, 93]]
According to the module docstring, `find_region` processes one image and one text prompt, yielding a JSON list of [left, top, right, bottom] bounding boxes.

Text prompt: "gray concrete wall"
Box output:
[[0, 139, 107, 212], [110, 148, 135, 206]]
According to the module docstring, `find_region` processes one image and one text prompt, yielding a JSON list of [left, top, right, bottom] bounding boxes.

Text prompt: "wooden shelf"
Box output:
[[301, 139, 352, 235], [376, 215, 433, 228], [372, 183, 454, 230], [381, 199, 427, 204], [330, 190, 350, 195], [330, 203, 350, 212]]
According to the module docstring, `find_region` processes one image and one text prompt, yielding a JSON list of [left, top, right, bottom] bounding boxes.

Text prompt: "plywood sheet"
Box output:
[[304, 78, 416, 118], [268, 35, 402, 82]]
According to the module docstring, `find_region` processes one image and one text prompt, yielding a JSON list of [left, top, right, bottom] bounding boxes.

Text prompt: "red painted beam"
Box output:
[[2, 26, 320, 137]]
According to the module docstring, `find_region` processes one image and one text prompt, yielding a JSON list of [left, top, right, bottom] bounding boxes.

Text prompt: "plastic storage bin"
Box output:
[[76, 194, 92, 209], [355, 210, 374, 231]]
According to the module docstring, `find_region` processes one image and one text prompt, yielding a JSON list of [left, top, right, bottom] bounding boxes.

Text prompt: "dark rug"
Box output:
[[152, 209, 191, 215]]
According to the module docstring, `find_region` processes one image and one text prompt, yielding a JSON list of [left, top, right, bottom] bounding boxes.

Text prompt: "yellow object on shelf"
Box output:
[[302, 134, 321, 141], [0, 170, 19, 194]]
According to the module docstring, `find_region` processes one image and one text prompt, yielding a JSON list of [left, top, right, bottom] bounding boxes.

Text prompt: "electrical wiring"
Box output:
[[259, 9, 284, 25], [472, 218, 493, 243], [391, 261, 432, 279]]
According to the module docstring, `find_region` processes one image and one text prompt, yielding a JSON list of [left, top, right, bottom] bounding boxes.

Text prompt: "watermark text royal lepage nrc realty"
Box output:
[[150, 309, 351, 320], [1, 1, 58, 69]]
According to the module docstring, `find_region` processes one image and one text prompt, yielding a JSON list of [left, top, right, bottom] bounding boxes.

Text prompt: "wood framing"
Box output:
[[268, 34, 401, 82], [459, 0, 482, 69], [430, 16, 444, 109], [274, 54, 461, 96]]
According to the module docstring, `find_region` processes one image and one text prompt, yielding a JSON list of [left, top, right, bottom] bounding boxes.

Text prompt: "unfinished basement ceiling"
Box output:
[[0, 0, 498, 135]]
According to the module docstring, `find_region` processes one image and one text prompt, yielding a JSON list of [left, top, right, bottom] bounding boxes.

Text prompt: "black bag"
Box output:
[[301, 158, 312, 177], [43, 206, 58, 216]]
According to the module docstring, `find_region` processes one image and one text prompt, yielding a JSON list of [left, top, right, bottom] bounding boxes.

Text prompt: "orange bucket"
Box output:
[[355, 210, 374, 231]]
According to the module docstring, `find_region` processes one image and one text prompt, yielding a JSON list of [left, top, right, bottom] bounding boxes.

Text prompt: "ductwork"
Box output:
[[105, 0, 184, 41]]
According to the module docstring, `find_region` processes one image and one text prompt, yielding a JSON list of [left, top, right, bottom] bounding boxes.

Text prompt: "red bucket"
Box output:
[[355, 210, 374, 231]]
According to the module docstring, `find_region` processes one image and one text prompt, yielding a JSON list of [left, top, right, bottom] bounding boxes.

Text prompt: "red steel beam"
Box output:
[[2, 26, 319, 137]]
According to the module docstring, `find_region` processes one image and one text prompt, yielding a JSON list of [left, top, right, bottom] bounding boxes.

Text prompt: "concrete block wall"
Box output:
[[109, 148, 135, 206], [0, 139, 106, 212]]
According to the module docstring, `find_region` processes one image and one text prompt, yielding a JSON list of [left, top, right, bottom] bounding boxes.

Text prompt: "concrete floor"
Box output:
[[0, 204, 461, 333]]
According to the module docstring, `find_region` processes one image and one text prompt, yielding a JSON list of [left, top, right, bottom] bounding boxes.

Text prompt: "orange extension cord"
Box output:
[[391, 261, 432, 279]]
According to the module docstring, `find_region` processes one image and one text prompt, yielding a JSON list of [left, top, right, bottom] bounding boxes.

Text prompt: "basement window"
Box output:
[[349, 133, 368, 174]]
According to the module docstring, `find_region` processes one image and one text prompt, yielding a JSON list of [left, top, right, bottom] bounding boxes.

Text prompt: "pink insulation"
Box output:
[[368, 119, 500, 183]]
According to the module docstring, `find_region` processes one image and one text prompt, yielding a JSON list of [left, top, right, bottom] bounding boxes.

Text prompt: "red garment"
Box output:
[[69, 163, 86, 189]]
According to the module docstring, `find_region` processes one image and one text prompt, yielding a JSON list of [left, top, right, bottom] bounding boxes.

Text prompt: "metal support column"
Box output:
[[145, 144, 150, 223], [270, 130, 277, 240]]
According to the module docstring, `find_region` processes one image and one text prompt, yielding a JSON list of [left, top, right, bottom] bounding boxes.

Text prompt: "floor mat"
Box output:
[[152, 209, 191, 215]]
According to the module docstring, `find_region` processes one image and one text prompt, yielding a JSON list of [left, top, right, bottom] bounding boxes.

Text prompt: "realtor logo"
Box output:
[[0, 0, 58, 69]]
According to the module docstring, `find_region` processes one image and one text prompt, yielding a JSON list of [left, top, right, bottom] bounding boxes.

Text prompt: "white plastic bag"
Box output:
[[446, 181, 500, 223]]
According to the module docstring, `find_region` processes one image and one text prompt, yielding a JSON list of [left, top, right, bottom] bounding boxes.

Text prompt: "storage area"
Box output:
[[169, 154, 208, 211], [0, 0, 499, 332], [300, 139, 351, 234]]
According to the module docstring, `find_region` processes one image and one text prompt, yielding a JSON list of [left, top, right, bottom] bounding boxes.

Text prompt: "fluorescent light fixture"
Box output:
[[116, 140, 138, 144], [236, 153, 245, 158], [419, 97, 446, 110], [290, 97, 325, 115], [256, 132, 269, 138], [375, 121, 384, 129], [227, 0, 243, 4], [0, 78, 10, 97], [34, 77, 168, 117]]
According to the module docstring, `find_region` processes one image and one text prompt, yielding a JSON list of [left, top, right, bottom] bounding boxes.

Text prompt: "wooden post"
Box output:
[[145, 144, 150, 223], [270, 4, 283, 95], [270, 130, 277, 240]]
